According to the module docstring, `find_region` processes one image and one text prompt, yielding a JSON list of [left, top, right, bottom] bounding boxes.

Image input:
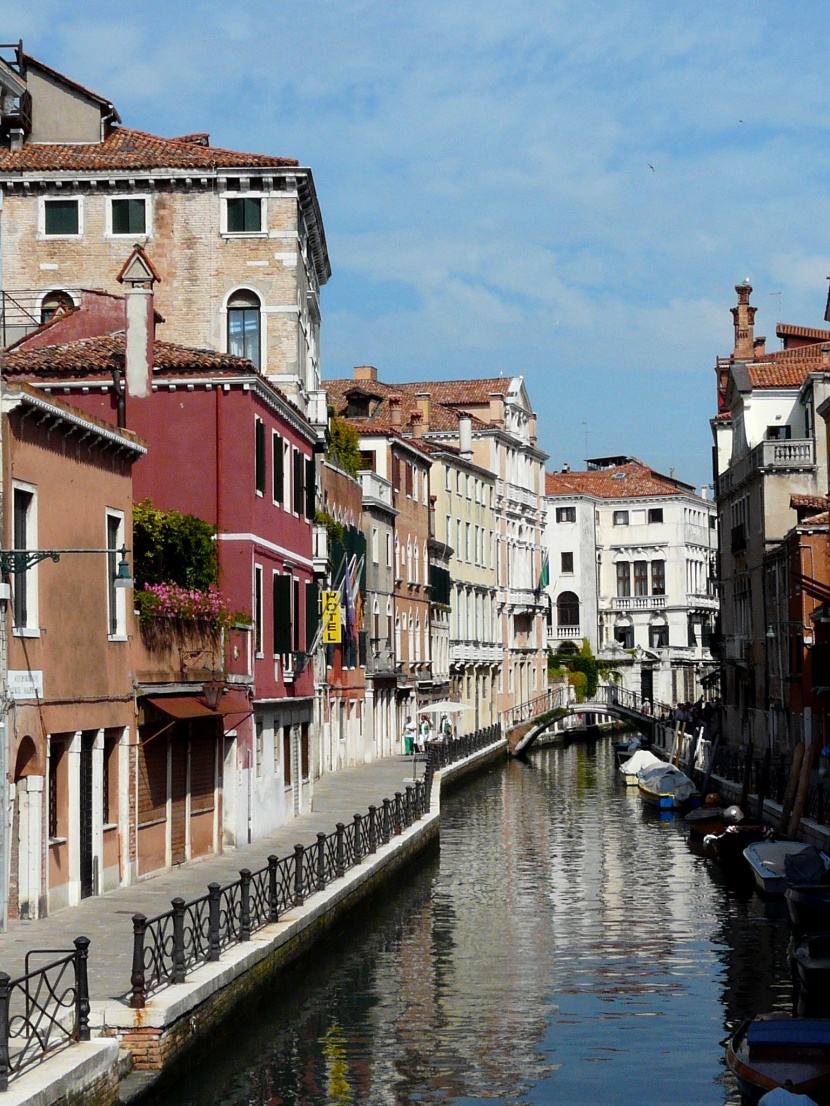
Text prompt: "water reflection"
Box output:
[[157, 739, 794, 1106]]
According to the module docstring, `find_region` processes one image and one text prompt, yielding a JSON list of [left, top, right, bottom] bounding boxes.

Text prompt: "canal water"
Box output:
[[156, 738, 795, 1106]]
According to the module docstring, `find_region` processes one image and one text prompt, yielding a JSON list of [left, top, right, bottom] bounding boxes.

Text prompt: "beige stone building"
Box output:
[[0, 44, 330, 432]]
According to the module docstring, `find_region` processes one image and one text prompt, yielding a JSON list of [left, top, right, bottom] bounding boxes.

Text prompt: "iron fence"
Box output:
[[711, 745, 830, 822], [129, 722, 501, 1007], [0, 938, 90, 1091]]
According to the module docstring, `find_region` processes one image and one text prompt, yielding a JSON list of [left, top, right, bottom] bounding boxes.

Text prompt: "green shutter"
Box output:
[[45, 200, 78, 235], [255, 420, 266, 494], [273, 434, 283, 502], [305, 581, 318, 651], [112, 198, 146, 235], [227, 197, 261, 232], [294, 451, 303, 516], [273, 574, 292, 654], [305, 456, 315, 518]]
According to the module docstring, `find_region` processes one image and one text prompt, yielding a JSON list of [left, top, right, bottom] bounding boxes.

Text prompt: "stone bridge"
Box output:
[[502, 685, 669, 755]]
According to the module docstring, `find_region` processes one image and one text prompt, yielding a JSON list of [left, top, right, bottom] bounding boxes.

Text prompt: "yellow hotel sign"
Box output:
[[322, 590, 341, 644]]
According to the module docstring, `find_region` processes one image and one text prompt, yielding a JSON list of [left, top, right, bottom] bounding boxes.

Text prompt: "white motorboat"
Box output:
[[618, 749, 663, 786], [743, 840, 821, 896]]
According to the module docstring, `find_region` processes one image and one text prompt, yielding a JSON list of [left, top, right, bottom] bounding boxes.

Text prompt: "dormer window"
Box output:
[[346, 395, 371, 418]]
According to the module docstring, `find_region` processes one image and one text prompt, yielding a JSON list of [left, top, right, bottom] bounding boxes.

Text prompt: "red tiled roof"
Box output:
[[0, 126, 299, 174], [776, 323, 830, 342], [545, 461, 697, 500], [791, 494, 828, 511], [2, 333, 254, 378], [746, 361, 815, 388], [324, 378, 489, 435], [800, 511, 829, 526]]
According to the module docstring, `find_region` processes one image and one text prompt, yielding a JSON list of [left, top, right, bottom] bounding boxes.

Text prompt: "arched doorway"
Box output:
[[13, 735, 43, 920]]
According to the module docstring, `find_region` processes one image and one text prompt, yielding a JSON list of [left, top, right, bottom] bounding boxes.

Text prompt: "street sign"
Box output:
[[322, 590, 341, 644]]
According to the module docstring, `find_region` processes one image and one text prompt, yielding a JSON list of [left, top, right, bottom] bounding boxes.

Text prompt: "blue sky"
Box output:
[[8, 1, 830, 490]]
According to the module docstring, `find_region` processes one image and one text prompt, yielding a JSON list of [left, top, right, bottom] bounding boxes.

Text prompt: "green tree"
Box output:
[[133, 500, 218, 591], [327, 415, 362, 478]]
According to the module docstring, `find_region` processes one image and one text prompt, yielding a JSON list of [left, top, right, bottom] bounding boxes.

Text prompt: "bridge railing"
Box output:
[[592, 684, 673, 720], [500, 685, 573, 731]]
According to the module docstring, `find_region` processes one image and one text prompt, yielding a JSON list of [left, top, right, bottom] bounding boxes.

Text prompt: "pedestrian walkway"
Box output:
[[0, 755, 422, 1002]]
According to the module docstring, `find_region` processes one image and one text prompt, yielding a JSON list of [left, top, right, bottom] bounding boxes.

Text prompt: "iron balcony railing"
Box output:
[[129, 723, 501, 1008], [0, 938, 90, 1091]]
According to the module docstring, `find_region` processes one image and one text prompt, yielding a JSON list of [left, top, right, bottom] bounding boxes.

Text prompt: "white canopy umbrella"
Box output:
[[420, 699, 468, 713]]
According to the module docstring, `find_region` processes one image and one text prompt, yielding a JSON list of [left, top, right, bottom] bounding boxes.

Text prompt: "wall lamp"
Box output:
[[0, 545, 134, 589]]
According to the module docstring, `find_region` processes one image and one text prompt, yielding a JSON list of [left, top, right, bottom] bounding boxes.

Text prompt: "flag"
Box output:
[[535, 553, 550, 596]]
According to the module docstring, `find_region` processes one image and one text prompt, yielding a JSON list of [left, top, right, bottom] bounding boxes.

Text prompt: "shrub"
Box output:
[[133, 500, 218, 591]]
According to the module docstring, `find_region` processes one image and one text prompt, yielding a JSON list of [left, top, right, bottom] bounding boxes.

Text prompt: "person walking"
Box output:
[[403, 715, 416, 756]]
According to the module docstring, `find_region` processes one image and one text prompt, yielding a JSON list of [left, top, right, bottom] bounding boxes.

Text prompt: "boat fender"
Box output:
[[724, 805, 744, 824]]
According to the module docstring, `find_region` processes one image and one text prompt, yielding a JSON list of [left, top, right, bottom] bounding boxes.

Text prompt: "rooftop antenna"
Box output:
[[582, 421, 589, 462], [770, 290, 782, 325]]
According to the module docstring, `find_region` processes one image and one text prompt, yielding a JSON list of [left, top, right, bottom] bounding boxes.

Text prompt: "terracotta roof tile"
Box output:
[[791, 494, 828, 511], [746, 361, 814, 388], [776, 323, 830, 342], [545, 461, 699, 500], [800, 511, 829, 526], [324, 378, 489, 435], [2, 333, 254, 379], [0, 126, 299, 174]]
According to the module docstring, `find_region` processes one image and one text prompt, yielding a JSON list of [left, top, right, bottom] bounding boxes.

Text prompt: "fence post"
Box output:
[[335, 823, 345, 878], [130, 913, 148, 1009], [293, 845, 305, 906], [208, 883, 221, 960], [382, 799, 392, 843], [394, 792, 403, 835], [0, 971, 10, 1091], [267, 857, 280, 923], [172, 898, 186, 983], [368, 805, 378, 851], [316, 833, 327, 891], [73, 936, 91, 1042], [405, 785, 415, 827], [240, 870, 252, 941], [353, 814, 363, 863]]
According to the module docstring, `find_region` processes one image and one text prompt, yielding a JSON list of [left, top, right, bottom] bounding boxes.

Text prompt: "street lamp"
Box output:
[[0, 545, 134, 588]]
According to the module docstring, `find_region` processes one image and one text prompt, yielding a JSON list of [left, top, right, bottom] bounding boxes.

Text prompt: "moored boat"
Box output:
[[618, 749, 663, 786], [744, 841, 814, 896], [637, 763, 700, 811], [726, 1015, 830, 1104], [793, 932, 830, 1002], [703, 824, 766, 869], [787, 884, 830, 935], [685, 802, 742, 840]]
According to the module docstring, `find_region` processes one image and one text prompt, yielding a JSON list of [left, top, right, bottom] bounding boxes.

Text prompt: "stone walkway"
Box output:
[[0, 755, 424, 1003]]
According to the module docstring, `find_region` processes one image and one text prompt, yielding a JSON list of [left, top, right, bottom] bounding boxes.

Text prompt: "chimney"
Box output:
[[488, 393, 505, 428], [730, 281, 757, 360], [528, 413, 537, 446], [459, 415, 473, 460], [354, 365, 378, 382], [388, 394, 402, 427], [411, 410, 424, 439], [415, 392, 430, 431], [754, 336, 766, 357], [117, 245, 160, 400]]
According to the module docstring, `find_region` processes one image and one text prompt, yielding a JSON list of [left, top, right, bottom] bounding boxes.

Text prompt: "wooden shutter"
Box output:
[[137, 734, 167, 827], [255, 419, 266, 494], [273, 574, 292, 654], [293, 577, 301, 651], [190, 730, 216, 813], [305, 456, 315, 518], [305, 580, 319, 650], [405, 463, 413, 497], [272, 434, 283, 502], [293, 450, 303, 516]]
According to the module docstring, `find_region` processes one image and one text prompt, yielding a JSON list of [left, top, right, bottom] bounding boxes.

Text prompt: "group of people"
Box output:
[[403, 712, 454, 755], [659, 699, 721, 740]]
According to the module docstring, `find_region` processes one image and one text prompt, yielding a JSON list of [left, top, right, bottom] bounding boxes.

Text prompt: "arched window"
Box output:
[[557, 591, 579, 627], [40, 290, 74, 325], [227, 289, 261, 369]]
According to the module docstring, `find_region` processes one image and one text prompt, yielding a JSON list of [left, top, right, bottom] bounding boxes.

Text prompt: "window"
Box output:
[[301, 724, 310, 780], [40, 290, 74, 325], [614, 624, 634, 648], [255, 718, 264, 778], [650, 624, 668, 649], [647, 508, 663, 524], [227, 290, 261, 370], [254, 418, 266, 495], [103, 732, 119, 825], [12, 485, 36, 631], [557, 591, 579, 627], [111, 197, 147, 236], [272, 432, 284, 503], [283, 726, 292, 786], [634, 560, 648, 597], [226, 197, 262, 233], [651, 561, 665, 596], [445, 468, 451, 491], [372, 528, 379, 564], [386, 533, 392, 567], [616, 562, 631, 597], [254, 565, 263, 655], [273, 573, 292, 655], [106, 512, 126, 637], [613, 510, 629, 526], [766, 424, 792, 441], [293, 449, 303, 516], [48, 739, 66, 840], [561, 552, 574, 574], [44, 199, 79, 236], [556, 506, 575, 523]]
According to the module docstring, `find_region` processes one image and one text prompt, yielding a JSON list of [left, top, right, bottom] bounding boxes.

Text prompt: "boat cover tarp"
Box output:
[[620, 750, 662, 776], [785, 846, 830, 886], [747, 1018, 830, 1048], [637, 764, 697, 802]]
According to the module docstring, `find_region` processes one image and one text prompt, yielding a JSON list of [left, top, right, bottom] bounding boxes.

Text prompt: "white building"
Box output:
[[545, 456, 718, 705]]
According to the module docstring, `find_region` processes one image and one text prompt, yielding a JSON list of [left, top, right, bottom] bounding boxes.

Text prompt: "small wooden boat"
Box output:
[[685, 802, 741, 840], [613, 734, 650, 765], [704, 824, 766, 869], [793, 933, 830, 1001], [787, 884, 830, 935], [637, 763, 700, 811], [726, 1015, 830, 1104], [744, 841, 813, 896]]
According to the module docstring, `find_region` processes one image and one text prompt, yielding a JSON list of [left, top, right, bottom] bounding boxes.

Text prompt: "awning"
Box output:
[[420, 699, 468, 713], [145, 690, 252, 721]]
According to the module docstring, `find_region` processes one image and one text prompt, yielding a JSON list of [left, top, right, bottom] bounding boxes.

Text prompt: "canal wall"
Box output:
[[8, 740, 507, 1106]]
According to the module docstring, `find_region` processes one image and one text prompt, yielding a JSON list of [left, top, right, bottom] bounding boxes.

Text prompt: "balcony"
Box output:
[[312, 524, 329, 576], [555, 625, 582, 638], [718, 438, 816, 496], [359, 469, 394, 509], [450, 641, 503, 664], [612, 596, 667, 611], [503, 586, 545, 611], [687, 593, 719, 611], [367, 635, 396, 675], [724, 634, 748, 661]]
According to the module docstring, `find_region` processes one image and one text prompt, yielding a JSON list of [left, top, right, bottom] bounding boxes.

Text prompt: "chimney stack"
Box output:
[[389, 394, 402, 427], [459, 415, 473, 459], [411, 410, 424, 439], [354, 365, 378, 382], [731, 281, 757, 360], [415, 392, 430, 432], [117, 245, 160, 400], [487, 393, 505, 428]]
